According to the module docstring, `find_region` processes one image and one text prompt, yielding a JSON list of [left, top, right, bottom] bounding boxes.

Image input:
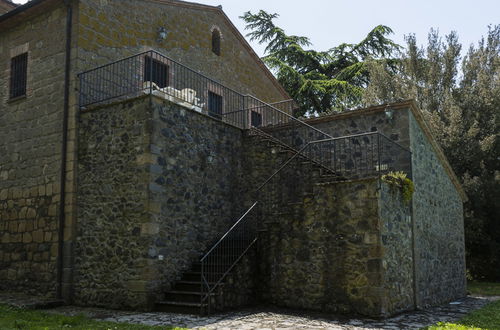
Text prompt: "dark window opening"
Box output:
[[208, 91, 223, 119], [212, 29, 221, 56], [10, 53, 28, 99], [251, 111, 262, 127], [144, 56, 169, 88]]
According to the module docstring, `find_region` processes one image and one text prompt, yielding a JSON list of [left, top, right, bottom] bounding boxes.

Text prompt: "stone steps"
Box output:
[[155, 300, 207, 314]]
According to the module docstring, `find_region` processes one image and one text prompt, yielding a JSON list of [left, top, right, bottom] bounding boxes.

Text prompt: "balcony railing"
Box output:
[[78, 50, 333, 144], [303, 132, 412, 180]]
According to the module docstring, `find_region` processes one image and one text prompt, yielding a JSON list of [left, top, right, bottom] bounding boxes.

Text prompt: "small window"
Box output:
[[208, 91, 223, 119], [10, 53, 28, 99], [144, 56, 169, 88], [212, 29, 221, 56]]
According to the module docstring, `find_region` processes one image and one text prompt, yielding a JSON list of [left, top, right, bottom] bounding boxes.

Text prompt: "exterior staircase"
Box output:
[[156, 125, 337, 314], [156, 262, 218, 314]]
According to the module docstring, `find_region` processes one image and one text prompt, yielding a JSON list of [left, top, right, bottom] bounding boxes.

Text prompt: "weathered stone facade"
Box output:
[[75, 0, 288, 103], [242, 129, 414, 317], [148, 97, 245, 303], [1, 0, 466, 319], [0, 2, 68, 297], [1, 0, 287, 301], [76, 96, 246, 308], [76, 97, 152, 308], [301, 104, 467, 312], [409, 112, 467, 308]]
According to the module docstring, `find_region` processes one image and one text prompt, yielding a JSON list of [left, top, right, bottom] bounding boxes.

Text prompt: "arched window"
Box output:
[[212, 29, 221, 56]]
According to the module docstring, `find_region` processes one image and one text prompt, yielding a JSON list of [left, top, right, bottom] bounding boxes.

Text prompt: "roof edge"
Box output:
[[1, 0, 291, 101], [305, 100, 468, 202], [146, 0, 291, 101], [405, 100, 467, 202], [0, 0, 47, 23]]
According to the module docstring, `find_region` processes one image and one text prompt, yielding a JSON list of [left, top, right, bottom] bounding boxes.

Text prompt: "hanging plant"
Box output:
[[381, 171, 415, 203]]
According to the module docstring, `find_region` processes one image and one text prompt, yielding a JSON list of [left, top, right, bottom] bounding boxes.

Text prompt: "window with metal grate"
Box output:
[[10, 52, 28, 99]]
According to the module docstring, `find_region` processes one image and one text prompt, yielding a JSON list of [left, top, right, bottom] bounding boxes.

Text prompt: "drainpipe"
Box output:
[[56, 0, 73, 301]]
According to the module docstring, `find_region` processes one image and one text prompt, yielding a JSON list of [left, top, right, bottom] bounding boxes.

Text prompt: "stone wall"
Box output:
[[409, 112, 466, 307], [75, 0, 287, 103], [0, 3, 67, 297], [76, 96, 152, 308], [76, 95, 245, 308], [307, 108, 411, 148], [379, 182, 414, 314], [147, 96, 244, 299], [242, 131, 413, 317], [257, 177, 412, 317]]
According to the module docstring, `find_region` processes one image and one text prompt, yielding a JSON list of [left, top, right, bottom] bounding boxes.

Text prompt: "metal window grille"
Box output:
[[10, 53, 28, 99], [212, 29, 221, 56]]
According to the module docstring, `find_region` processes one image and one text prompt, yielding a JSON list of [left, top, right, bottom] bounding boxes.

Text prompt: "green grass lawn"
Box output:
[[0, 304, 184, 330], [468, 282, 500, 296], [424, 281, 500, 330], [424, 300, 500, 330]]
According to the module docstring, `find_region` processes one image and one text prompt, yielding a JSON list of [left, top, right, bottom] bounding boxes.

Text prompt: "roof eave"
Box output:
[[0, 0, 49, 23]]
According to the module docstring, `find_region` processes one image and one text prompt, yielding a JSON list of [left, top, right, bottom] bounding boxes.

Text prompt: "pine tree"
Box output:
[[241, 10, 400, 116], [364, 26, 500, 280]]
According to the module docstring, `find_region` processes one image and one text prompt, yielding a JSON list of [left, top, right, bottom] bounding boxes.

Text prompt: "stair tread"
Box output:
[[157, 301, 207, 307], [177, 280, 221, 285], [166, 290, 215, 295]]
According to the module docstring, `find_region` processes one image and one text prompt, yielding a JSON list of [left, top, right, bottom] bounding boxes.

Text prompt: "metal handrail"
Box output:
[[310, 131, 412, 153], [201, 202, 258, 262], [244, 94, 333, 140]]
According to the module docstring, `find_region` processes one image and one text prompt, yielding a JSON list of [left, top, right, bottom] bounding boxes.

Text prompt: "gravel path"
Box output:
[[2, 292, 498, 329]]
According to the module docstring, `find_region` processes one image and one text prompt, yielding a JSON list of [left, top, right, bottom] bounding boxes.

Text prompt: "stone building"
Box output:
[[1, 0, 466, 318]]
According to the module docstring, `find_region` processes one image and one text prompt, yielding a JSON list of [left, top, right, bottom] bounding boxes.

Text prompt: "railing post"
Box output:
[[149, 51, 153, 96], [377, 134, 381, 174], [78, 74, 82, 110]]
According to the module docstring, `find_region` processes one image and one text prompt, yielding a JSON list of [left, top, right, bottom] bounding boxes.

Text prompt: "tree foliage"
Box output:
[[241, 10, 400, 116], [364, 26, 500, 280]]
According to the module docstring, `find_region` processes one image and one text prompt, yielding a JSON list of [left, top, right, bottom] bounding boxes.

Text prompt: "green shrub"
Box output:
[[381, 171, 415, 203]]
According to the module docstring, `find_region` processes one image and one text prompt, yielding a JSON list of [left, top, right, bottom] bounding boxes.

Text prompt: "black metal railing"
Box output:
[[77, 51, 332, 146], [78, 50, 245, 122], [243, 95, 332, 147], [200, 202, 259, 313], [303, 132, 412, 180]]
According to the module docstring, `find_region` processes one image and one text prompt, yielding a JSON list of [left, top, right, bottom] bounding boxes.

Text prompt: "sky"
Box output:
[[13, 0, 500, 57]]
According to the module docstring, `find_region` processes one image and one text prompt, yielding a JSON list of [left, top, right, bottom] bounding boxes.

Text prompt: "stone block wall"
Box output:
[[257, 178, 412, 317], [0, 2, 67, 296], [379, 182, 414, 314], [409, 112, 466, 307], [76, 95, 245, 308], [75, 0, 287, 103], [307, 107, 411, 148], [76, 96, 152, 308], [242, 131, 413, 317], [147, 96, 244, 299]]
